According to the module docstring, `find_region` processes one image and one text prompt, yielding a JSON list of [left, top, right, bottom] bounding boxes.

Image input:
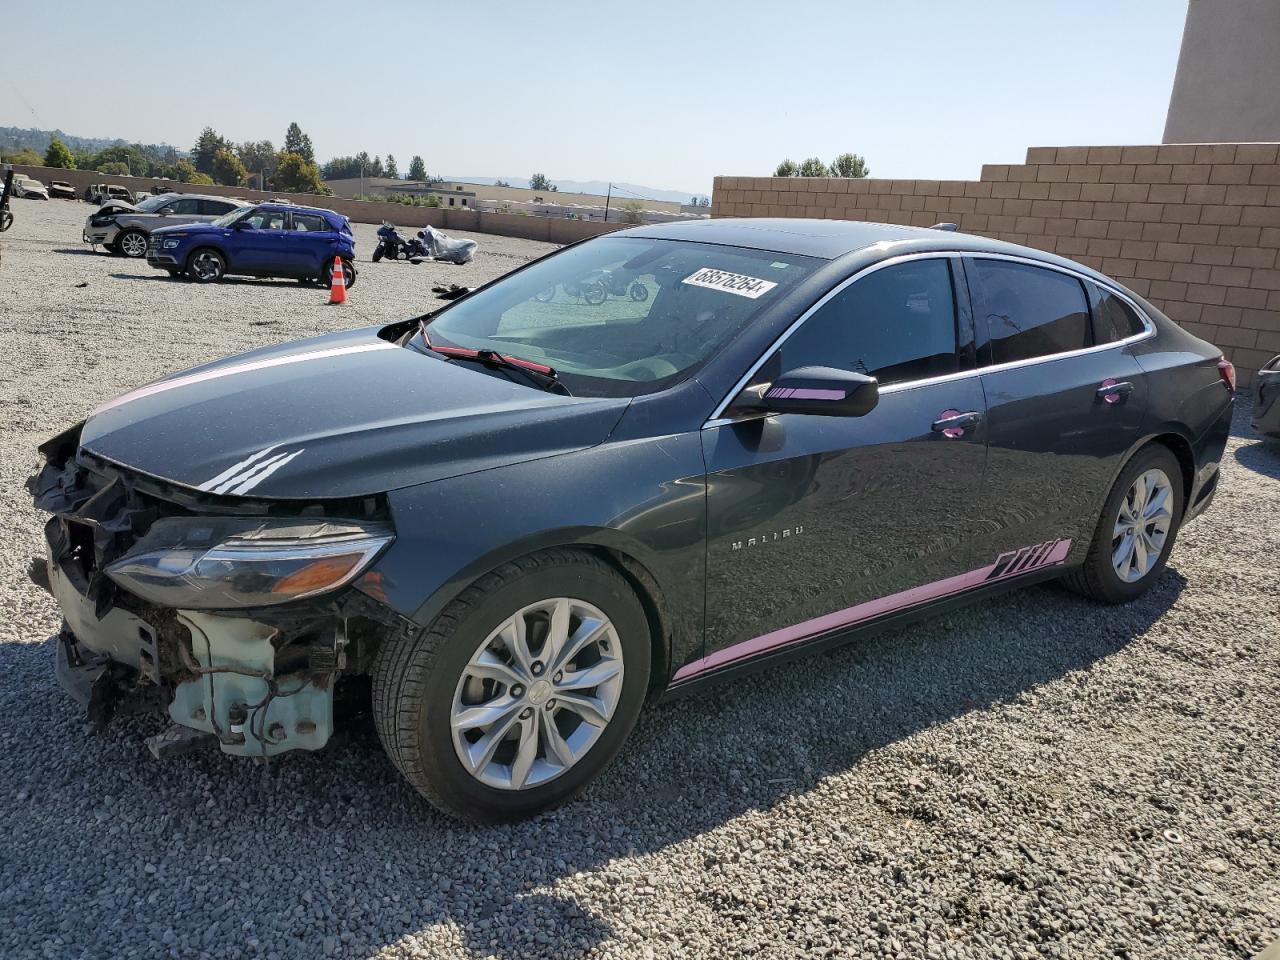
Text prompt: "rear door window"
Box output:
[[1092, 285, 1148, 343], [969, 259, 1092, 365], [290, 213, 328, 232], [202, 200, 237, 216], [769, 258, 960, 386]]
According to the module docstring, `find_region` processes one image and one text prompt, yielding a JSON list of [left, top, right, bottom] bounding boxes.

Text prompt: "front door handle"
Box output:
[[932, 409, 982, 438], [1097, 379, 1134, 404]]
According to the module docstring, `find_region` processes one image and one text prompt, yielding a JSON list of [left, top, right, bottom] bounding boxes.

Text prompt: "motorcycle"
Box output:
[[372, 222, 409, 262], [373, 222, 432, 263], [537, 267, 647, 305]]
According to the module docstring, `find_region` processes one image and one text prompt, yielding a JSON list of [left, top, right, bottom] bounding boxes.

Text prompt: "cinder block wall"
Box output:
[[711, 144, 1280, 385], [6, 164, 624, 245]]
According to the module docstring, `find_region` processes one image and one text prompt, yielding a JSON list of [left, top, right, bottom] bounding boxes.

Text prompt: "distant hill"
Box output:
[[443, 175, 703, 205], [0, 126, 186, 158]]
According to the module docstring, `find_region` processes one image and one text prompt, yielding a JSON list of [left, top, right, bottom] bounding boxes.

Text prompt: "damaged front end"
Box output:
[[29, 423, 405, 759]]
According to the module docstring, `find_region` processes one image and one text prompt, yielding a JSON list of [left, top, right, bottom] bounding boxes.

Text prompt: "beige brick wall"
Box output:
[[711, 144, 1280, 385]]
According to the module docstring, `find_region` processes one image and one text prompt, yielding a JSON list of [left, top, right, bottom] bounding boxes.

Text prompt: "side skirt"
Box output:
[[661, 546, 1074, 700]]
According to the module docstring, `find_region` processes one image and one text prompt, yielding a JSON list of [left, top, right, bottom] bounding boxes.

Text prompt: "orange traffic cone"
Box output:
[[328, 256, 347, 305]]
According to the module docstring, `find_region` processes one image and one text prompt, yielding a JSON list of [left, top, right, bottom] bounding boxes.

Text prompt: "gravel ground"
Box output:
[[1, 197, 1278, 960]]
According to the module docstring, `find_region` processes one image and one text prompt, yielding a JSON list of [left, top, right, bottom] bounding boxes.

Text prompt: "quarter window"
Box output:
[[1095, 287, 1147, 342], [971, 259, 1092, 364], [771, 259, 959, 386]]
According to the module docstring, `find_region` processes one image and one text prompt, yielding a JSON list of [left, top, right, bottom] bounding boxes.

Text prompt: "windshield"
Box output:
[[425, 237, 820, 398], [136, 194, 175, 212], [211, 205, 254, 227]]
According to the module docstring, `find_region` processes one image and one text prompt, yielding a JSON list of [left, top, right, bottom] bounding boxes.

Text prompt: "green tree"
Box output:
[[493, 179, 510, 188], [385, 154, 399, 178], [368, 155, 384, 178], [1, 147, 43, 166], [98, 162, 131, 176], [283, 122, 314, 163], [192, 127, 232, 176], [407, 155, 427, 181], [237, 140, 277, 180], [773, 159, 798, 177], [44, 135, 75, 168], [211, 148, 247, 186], [274, 151, 327, 194], [320, 155, 361, 180], [529, 172, 552, 192], [618, 200, 644, 225], [829, 152, 870, 178], [797, 157, 828, 177]]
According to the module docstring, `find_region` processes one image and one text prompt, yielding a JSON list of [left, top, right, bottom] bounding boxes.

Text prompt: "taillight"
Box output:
[[1217, 358, 1236, 392]]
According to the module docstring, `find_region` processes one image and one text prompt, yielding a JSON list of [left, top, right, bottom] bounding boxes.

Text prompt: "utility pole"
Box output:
[[603, 182, 612, 223]]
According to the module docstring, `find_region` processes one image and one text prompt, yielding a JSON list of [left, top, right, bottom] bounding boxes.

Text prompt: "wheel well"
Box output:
[[1148, 433, 1195, 509], [581, 546, 672, 698]]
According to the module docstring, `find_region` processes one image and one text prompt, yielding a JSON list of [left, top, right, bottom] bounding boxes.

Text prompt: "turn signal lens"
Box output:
[[270, 554, 364, 597], [1217, 358, 1236, 392]]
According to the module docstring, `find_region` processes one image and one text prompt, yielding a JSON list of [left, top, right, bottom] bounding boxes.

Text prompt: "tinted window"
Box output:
[[291, 213, 327, 232], [1095, 287, 1147, 342], [772, 259, 959, 386], [971, 260, 1091, 364], [162, 198, 201, 215], [202, 200, 236, 215]]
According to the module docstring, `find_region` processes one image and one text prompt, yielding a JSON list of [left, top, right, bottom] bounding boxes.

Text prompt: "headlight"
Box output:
[[105, 518, 393, 609], [162, 239, 180, 249]]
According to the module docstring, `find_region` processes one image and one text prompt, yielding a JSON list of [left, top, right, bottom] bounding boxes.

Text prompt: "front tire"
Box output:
[[187, 248, 226, 283], [117, 230, 148, 259], [1064, 445, 1184, 603], [372, 550, 651, 823]]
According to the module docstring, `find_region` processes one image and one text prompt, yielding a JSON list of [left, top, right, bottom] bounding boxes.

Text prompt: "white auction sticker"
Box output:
[[682, 267, 778, 299]]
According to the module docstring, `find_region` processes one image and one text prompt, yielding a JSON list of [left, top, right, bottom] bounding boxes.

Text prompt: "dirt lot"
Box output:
[[1, 197, 1278, 960]]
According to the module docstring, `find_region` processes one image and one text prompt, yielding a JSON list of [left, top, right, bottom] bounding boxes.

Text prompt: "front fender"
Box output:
[[369, 432, 708, 683]]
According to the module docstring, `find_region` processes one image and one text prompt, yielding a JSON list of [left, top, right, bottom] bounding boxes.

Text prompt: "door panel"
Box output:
[[694, 381, 988, 678], [966, 257, 1149, 562], [684, 256, 986, 682]]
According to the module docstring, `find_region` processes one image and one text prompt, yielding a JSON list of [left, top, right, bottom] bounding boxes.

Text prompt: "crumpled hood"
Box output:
[[79, 327, 630, 499], [96, 200, 140, 215]]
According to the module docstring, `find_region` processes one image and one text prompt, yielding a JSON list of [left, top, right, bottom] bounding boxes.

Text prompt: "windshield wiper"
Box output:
[[418, 323, 570, 395]]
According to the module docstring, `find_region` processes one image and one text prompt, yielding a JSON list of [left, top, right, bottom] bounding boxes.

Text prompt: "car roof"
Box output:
[[255, 201, 338, 216], [615, 217, 1121, 286]]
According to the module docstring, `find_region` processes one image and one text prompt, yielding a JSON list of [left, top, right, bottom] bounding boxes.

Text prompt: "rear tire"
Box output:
[[1064, 445, 1184, 604], [322, 257, 357, 290], [371, 549, 651, 823], [372, 246, 384, 263]]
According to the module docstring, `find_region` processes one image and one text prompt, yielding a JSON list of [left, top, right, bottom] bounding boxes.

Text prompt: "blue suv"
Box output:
[[147, 202, 357, 286]]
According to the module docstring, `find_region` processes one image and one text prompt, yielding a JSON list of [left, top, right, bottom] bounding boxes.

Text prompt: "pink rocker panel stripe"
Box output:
[[91, 341, 399, 417], [672, 538, 1072, 683]]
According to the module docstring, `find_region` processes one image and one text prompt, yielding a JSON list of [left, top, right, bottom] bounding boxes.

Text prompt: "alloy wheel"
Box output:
[[119, 232, 147, 258], [190, 251, 223, 281], [1111, 468, 1173, 582], [450, 597, 624, 791]]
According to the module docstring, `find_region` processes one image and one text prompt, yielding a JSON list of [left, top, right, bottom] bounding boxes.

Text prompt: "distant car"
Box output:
[[146, 201, 357, 286], [33, 218, 1234, 823], [84, 184, 135, 205], [84, 193, 250, 258], [48, 180, 76, 200], [1254, 355, 1280, 439], [11, 175, 49, 200]]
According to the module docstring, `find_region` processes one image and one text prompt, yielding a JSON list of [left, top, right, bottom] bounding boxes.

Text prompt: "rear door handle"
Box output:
[[1097, 379, 1134, 404], [932, 409, 982, 438]]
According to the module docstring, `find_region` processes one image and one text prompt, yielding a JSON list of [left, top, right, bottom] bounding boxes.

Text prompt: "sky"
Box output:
[[0, 0, 1189, 197]]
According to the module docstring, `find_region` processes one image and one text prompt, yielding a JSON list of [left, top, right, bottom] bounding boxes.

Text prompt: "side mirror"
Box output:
[[734, 365, 879, 418], [233, 220, 253, 230]]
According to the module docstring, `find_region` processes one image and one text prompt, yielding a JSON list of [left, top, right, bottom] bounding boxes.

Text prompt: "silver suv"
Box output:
[[84, 193, 249, 258]]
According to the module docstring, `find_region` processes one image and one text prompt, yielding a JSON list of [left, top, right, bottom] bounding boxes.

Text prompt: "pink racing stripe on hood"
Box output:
[[91, 341, 398, 417]]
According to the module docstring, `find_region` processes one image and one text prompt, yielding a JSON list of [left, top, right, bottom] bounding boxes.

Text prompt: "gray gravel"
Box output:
[[1, 197, 1278, 960]]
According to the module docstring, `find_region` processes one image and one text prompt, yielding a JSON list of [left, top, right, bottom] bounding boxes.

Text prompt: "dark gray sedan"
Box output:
[[31, 219, 1234, 822], [83, 193, 248, 258]]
